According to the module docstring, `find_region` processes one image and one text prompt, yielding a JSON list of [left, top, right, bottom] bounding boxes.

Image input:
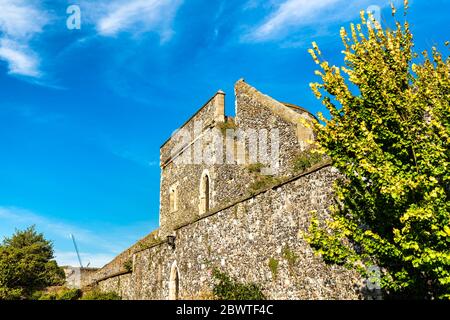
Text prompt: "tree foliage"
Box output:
[[0, 226, 65, 300], [305, 2, 450, 299]]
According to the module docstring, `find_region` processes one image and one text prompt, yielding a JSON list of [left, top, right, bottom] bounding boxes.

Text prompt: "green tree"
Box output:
[[0, 226, 65, 300], [305, 2, 450, 299]]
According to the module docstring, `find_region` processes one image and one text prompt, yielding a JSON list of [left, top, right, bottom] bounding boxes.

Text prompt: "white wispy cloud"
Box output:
[[251, 0, 338, 41], [245, 0, 400, 42], [54, 251, 115, 268], [0, 206, 117, 252], [85, 0, 183, 41], [0, 206, 154, 267], [0, 0, 49, 77]]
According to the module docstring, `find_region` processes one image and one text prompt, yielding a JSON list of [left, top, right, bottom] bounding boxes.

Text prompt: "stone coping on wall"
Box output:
[[94, 270, 133, 284], [174, 161, 333, 231], [160, 123, 215, 169], [132, 238, 168, 255], [89, 230, 162, 282], [92, 161, 333, 286], [84, 240, 168, 287], [90, 239, 170, 286], [159, 90, 225, 149]]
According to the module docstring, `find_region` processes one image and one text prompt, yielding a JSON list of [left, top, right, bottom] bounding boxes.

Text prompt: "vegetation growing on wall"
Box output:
[[305, 2, 450, 299], [212, 269, 266, 300], [268, 258, 279, 280], [246, 163, 265, 174], [217, 118, 237, 135], [282, 246, 299, 268], [292, 148, 325, 173], [136, 231, 162, 252], [123, 259, 133, 273], [248, 175, 284, 195]]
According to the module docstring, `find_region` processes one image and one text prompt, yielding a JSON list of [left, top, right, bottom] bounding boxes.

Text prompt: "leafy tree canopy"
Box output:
[[305, 1, 450, 299], [0, 226, 65, 300]]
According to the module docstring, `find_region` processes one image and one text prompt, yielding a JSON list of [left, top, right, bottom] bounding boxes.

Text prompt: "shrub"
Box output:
[[246, 163, 265, 174], [34, 287, 82, 300], [36, 292, 57, 300], [212, 269, 265, 300], [0, 288, 24, 300], [81, 289, 121, 300], [123, 259, 133, 272], [58, 288, 82, 300]]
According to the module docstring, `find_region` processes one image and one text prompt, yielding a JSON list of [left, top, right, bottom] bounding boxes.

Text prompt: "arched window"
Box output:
[[199, 171, 211, 215], [169, 261, 180, 300], [169, 184, 178, 213]]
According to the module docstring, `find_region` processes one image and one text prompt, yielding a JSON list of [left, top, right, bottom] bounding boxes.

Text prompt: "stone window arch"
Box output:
[[169, 183, 178, 213], [199, 170, 211, 215], [169, 261, 180, 300]]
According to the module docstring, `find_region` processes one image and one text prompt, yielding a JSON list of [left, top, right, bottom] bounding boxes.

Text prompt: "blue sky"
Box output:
[[0, 0, 448, 267]]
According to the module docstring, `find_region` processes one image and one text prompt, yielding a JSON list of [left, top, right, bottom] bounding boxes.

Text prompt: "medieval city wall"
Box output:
[[95, 164, 362, 300], [159, 81, 318, 238]]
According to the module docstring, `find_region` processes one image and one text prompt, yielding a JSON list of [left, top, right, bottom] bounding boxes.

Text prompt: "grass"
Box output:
[[248, 175, 284, 194], [246, 163, 265, 174], [268, 258, 279, 280], [292, 148, 324, 173], [217, 118, 237, 135]]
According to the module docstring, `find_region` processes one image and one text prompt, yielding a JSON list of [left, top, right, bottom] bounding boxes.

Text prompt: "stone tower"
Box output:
[[84, 80, 361, 300], [158, 80, 316, 237]]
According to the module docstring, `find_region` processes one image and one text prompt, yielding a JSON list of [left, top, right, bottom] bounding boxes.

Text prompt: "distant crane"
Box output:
[[70, 234, 83, 268]]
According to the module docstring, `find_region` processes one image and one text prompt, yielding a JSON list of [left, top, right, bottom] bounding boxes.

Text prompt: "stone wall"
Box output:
[[63, 267, 99, 289], [235, 79, 316, 176], [159, 91, 226, 236], [159, 91, 225, 167], [158, 80, 318, 238], [94, 230, 160, 281], [91, 81, 361, 300], [95, 165, 362, 300]]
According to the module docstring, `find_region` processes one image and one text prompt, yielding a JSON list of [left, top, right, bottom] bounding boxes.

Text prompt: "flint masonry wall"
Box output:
[[96, 164, 362, 300], [90, 81, 361, 299], [159, 91, 227, 237], [235, 80, 316, 177], [158, 80, 318, 238]]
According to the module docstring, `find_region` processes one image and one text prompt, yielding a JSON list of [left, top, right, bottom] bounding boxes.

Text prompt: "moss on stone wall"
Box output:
[[123, 259, 133, 273], [246, 163, 265, 174], [217, 118, 237, 135], [248, 175, 284, 195], [292, 148, 326, 173], [282, 246, 298, 268], [94, 161, 361, 300], [268, 258, 279, 280]]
